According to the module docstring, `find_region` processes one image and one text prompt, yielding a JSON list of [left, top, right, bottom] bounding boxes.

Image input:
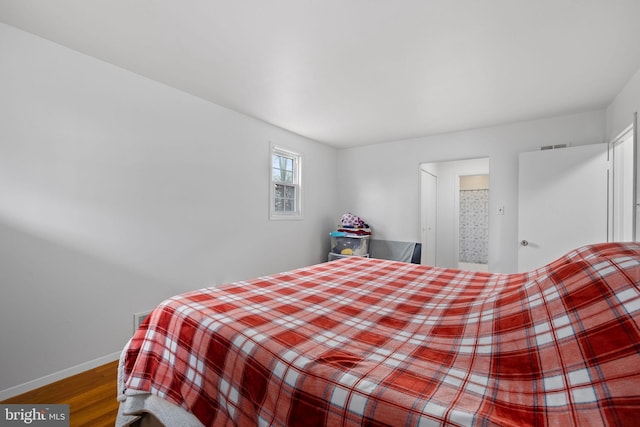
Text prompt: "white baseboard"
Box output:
[[0, 351, 121, 401]]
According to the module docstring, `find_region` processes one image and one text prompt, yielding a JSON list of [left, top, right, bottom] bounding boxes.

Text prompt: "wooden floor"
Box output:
[[1, 360, 119, 427]]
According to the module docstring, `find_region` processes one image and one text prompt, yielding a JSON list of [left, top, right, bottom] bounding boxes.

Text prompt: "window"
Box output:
[[270, 145, 302, 219]]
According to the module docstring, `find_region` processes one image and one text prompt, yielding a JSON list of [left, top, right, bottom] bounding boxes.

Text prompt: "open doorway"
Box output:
[[420, 158, 490, 271], [458, 174, 489, 272], [610, 124, 636, 242]]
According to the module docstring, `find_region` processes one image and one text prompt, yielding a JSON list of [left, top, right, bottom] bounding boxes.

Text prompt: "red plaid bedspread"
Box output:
[[121, 242, 640, 426]]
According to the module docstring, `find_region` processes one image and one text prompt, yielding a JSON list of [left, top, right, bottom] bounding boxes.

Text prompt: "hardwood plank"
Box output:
[[1, 360, 119, 427]]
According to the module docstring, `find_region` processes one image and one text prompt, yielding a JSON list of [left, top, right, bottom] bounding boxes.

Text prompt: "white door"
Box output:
[[420, 170, 437, 265], [517, 144, 608, 272]]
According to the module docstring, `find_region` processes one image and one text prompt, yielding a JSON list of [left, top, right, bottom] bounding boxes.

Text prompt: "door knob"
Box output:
[[520, 240, 529, 246]]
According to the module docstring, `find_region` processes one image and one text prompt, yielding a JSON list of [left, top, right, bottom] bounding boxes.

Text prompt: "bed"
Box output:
[[116, 242, 640, 426]]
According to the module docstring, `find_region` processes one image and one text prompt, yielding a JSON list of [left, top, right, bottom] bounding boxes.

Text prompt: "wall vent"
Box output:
[[541, 144, 568, 150], [133, 311, 152, 334]]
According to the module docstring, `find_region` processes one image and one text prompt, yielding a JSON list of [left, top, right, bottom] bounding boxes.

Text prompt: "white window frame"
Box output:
[[270, 144, 303, 220]]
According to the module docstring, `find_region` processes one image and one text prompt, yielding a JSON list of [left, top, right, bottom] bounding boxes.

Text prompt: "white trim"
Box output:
[[608, 119, 637, 241], [611, 123, 634, 145], [634, 112, 638, 242], [0, 351, 121, 401]]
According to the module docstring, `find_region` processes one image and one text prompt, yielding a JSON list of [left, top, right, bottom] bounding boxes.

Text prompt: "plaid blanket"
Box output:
[[120, 242, 640, 426]]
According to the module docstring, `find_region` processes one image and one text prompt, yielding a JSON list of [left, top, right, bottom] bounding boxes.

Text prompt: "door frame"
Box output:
[[419, 157, 490, 269], [609, 122, 637, 241], [420, 169, 437, 265]]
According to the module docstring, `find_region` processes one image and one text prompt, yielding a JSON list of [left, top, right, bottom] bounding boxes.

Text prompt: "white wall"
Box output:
[[337, 110, 606, 273], [606, 67, 640, 141], [0, 23, 338, 395]]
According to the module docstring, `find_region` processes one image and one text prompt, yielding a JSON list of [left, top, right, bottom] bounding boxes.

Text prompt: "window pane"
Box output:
[[284, 199, 294, 212], [284, 171, 293, 183], [273, 170, 293, 183], [273, 156, 284, 170], [274, 184, 297, 213], [275, 184, 284, 197], [272, 153, 295, 184], [284, 185, 295, 198]]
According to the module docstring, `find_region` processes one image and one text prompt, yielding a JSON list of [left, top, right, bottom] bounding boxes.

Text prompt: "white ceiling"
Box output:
[[1, 1, 640, 148]]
